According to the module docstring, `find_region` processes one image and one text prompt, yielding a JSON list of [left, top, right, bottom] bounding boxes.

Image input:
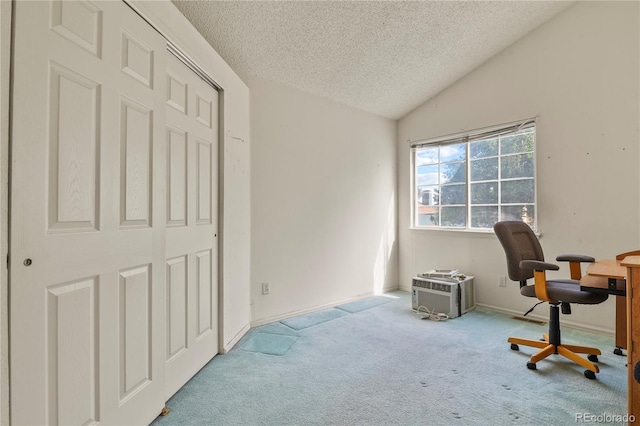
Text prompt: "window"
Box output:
[[411, 119, 536, 232]]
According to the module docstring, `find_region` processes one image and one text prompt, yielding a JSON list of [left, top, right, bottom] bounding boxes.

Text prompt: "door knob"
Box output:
[[634, 360, 640, 383], [23, 258, 32, 266]]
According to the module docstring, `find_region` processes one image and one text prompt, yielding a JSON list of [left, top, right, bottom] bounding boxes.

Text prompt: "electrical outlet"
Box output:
[[499, 276, 507, 287], [262, 282, 270, 295]]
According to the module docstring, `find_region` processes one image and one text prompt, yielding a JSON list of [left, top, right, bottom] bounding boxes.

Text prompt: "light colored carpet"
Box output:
[[152, 291, 627, 425]]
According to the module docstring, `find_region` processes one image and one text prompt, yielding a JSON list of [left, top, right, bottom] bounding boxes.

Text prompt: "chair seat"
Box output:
[[521, 279, 608, 304]]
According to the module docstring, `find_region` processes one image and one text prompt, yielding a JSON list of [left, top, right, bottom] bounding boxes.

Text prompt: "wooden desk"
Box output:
[[581, 260, 627, 351], [585, 259, 626, 280], [620, 256, 640, 420]]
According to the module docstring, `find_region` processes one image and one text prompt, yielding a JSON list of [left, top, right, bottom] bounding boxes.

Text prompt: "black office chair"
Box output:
[[493, 221, 609, 379]]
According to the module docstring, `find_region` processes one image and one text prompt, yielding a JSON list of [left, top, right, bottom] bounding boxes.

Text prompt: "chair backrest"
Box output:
[[493, 221, 544, 282]]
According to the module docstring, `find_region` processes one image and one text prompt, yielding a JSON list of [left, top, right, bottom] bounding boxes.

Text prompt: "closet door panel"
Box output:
[[10, 1, 167, 424], [164, 51, 220, 400]]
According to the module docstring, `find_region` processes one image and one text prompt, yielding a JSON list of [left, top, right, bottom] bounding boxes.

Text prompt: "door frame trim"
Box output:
[[0, 0, 12, 424]]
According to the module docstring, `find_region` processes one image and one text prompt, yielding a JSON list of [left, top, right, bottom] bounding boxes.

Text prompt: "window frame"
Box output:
[[409, 119, 537, 233]]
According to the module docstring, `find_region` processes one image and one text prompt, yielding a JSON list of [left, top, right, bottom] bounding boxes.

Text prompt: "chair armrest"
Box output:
[[519, 260, 558, 303], [556, 254, 595, 263], [556, 254, 595, 279], [520, 260, 559, 271]]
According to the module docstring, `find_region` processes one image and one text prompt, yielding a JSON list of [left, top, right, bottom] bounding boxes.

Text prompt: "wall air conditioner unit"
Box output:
[[411, 275, 475, 318]]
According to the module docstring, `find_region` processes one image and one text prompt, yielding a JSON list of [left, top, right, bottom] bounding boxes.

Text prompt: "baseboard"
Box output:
[[250, 292, 377, 328], [477, 302, 615, 337], [221, 322, 251, 354]]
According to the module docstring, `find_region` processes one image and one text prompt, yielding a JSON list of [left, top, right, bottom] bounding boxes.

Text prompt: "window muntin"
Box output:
[[412, 123, 536, 231]]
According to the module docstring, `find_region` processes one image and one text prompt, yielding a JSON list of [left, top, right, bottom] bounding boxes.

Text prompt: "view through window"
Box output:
[[411, 120, 536, 231]]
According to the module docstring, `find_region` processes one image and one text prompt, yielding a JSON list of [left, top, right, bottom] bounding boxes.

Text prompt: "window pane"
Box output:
[[417, 186, 439, 206], [440, 143, 466, 162], [501, 205, 535, 227], [470, 182, 498, 204], [417, 209, 439, 227], [501, 153, 534, 179], [416, 147, 438, 166], [500, 131, 535, 155], [470, 158, 498, 181], [470, 138, 498, 159], [471, 206, 499, 228], [441, 206, 466, 227], [441, 162, 466, 184], [417, 164, 439, 185], [501, 179, 535, 203], [441, 184, 466, 205]]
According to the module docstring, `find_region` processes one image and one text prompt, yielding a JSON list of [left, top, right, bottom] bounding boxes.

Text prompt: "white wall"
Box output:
[[398, 1, 640, 334], [249, 76, 397, 325]]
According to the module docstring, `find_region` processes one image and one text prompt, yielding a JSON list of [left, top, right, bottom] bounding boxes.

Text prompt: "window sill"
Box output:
[[409, 226, 494, 234], [409, 226, 541, 237]]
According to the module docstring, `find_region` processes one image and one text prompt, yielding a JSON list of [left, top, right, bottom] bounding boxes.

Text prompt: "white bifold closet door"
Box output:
[[10, 1, 219, 424], [164, 48, 219, 399]]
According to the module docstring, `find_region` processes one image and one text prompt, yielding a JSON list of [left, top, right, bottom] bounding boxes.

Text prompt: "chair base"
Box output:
[[508, 333, 601, 375]]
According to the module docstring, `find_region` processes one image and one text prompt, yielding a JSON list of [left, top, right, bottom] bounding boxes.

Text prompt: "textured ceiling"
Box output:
[[172, 1, 573, 119]]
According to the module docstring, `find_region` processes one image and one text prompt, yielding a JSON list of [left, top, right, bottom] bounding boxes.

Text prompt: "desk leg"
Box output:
[[626, 265, 640, 420], [615, 294, 627, 354]]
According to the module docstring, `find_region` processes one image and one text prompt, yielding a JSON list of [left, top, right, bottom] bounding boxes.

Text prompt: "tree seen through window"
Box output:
[[412, 123, 536, 231]]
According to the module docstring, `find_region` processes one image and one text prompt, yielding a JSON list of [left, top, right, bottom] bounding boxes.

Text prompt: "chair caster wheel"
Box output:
[[527, 362, 537, 370], [614, 347, 624, 356], [510, 344, 519, 351], [584, 370, 596, 380], [588, 354, 599, 362]]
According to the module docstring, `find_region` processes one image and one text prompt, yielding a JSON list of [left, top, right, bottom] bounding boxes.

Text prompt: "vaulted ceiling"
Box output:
[[172, 1, 573, 119]]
